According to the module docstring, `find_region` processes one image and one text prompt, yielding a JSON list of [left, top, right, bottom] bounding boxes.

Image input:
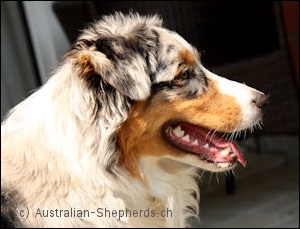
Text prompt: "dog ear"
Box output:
[[77, 32, 158, 101]]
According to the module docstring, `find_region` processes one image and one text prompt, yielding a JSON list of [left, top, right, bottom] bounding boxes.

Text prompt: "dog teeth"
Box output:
[[192, 140, 199, 145], [173, 125, 185, 137], [218, 162, 231, 168], [182, 134, 190, 142], [219, 146, 231, 157], [204, 143, 209, 149]]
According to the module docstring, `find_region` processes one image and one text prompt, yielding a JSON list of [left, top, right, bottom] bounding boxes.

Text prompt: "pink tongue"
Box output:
[[165, 122, 246, 167]]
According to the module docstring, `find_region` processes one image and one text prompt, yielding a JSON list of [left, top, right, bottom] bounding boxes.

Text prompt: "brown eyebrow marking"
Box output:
[[179, 49, 196, 66], [173, 49, 197, 78]]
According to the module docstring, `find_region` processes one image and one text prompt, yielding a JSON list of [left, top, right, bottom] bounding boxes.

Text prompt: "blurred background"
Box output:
[[1, 1, 299, 227]]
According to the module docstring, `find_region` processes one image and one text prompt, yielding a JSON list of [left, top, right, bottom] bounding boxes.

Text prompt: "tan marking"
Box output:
[[65, 50, 96, 78], [79, 54, 95, 77], [118, 79, 243, 178], [179, 49, 196, 66], [174, 49, 198, 78]]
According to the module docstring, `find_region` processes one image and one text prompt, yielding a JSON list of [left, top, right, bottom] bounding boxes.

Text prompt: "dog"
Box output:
[[1, 12, 269, 228]]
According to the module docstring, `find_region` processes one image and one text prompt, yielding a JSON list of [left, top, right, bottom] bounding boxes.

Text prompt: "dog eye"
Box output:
[[178, 68, 193, 80]]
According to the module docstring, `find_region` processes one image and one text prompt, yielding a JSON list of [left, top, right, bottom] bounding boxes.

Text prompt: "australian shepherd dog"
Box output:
[[1, 12, 269, 228]]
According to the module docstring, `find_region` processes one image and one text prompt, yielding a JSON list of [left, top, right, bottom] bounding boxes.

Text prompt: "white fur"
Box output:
[[201, 66, 265, 131]]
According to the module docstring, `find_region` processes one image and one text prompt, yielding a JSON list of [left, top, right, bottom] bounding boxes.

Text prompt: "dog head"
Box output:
[[68, 12, 268, 178]]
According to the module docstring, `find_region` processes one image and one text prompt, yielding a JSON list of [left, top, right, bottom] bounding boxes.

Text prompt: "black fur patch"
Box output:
[[85, 74, 132, 119], [151, 68, 208, 99], [1, 190, 24, 228], [93, 29, 159, 100]]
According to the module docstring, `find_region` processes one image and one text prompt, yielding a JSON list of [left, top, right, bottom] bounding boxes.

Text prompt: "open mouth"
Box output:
[[162, 121, 246, 168]]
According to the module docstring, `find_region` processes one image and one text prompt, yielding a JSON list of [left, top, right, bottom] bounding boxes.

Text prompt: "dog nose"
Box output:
[[252, 93, 269, 110]]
